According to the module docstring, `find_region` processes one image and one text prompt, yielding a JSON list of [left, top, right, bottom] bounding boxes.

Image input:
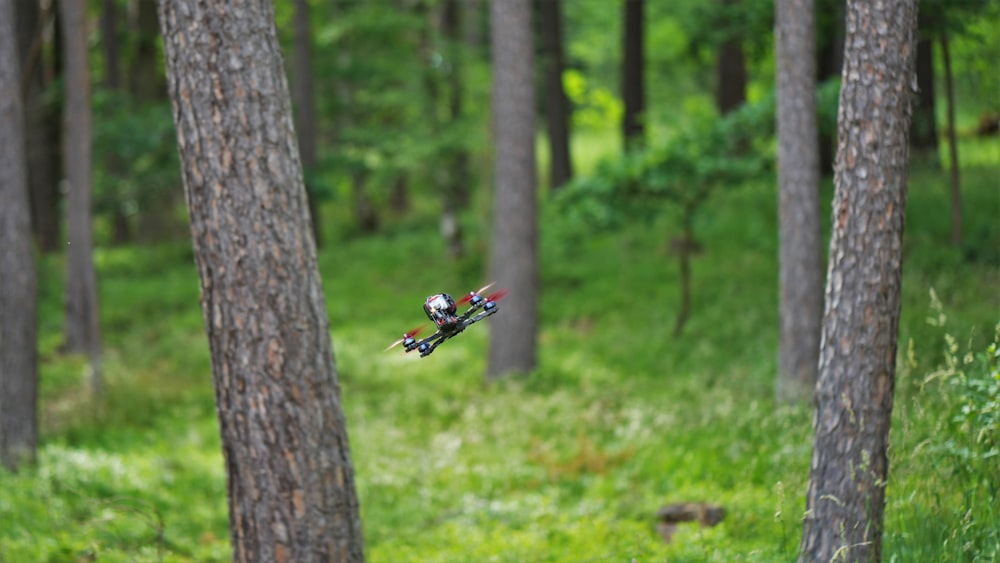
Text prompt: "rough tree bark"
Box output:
[[622, 0, 644, 148], [487, 0, 538, 379], [1, 0, 39, 472], [539, 0, 573, 192], [775, 0, 822, 404], [157, 0, 364, 560], [60, 0, 102, 396], [799, 1, 918, 561]]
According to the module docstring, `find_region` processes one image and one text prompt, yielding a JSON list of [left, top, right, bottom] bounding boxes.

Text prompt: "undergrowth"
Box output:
[[1, 142, 998, 561]]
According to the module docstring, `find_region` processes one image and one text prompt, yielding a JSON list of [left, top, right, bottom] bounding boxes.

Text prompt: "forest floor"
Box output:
[[2, 137, 999, 562]]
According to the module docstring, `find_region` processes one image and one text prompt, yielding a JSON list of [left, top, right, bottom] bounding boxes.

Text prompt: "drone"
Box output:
[[386, 282, 507, 357]]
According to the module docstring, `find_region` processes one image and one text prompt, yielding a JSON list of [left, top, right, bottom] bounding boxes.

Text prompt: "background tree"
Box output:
[[157, 0, 365, 559], [60, 0, 102, 396], [440, 0, 472, 258], [909, 13, 939, 153], [621, 0, 644, 148], [715, 0, 747, 115], [775, 0, 821, 404], [487, 0, 538, 378], [15, 0, 61, 253], [0, 0, 39, 472], [539, 0, 573, 192], [291, 0, 323, 247], [799, 0, 918, 560]]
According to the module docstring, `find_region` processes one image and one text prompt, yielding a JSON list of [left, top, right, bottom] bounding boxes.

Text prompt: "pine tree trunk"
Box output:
[[60, 0, 102, 396], [487, 0, 538, 378], [157, 1, 364, 560], [775, 0, 822, 404], [0, 0, 39, 472], [799, 1, 918, 560]]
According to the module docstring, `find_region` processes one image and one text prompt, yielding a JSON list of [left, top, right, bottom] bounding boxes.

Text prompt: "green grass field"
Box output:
[[2, 135, 998, 562]]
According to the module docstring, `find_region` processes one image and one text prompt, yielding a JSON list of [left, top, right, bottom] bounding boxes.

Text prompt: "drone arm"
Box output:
[[461, 304, 498, 328]]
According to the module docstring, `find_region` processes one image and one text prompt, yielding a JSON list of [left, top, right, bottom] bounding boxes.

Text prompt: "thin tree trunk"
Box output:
[[16, 0, 61, 253], [60, 0, 102, 397], [1, 0, 39, 472], [102, 0, 132, 246], [910, 33, 939, 152], [441, 0, 467, 258], [715, 0, 746, 115], [157, 0, 365, 559], [799, 1, 918, 560], [487, 0, 538, 378], [539, 0, 573, 192], [941, 33, 961, 247], [816, 0, 844, 178], [622, 0, 644, 148], [775, 0, 821, 404]]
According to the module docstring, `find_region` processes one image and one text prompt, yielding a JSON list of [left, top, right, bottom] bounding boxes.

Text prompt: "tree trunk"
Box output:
[[291, 0, 323, 248], [15, 0, 61, 253], [621, 0, 644, 148], [816, 0, 843, 177], [130, 1, 166, 102], [715, 0, 746, 115], [158, 1, 365, 560], [539, 0, 573, 192], [102, 0, 132, 246], [909, 35, 938, 152], [0, 0, 39, 472], [799, 1, 917, 560], [441, 0, 468, 258], [775, 0, 822, 404], [487, 0, 538, 379], [940, 34, 961, 248], [60, 0, 102, 397]]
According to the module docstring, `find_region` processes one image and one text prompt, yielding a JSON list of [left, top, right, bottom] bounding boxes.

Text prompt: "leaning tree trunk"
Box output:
[[775, 0, 822, 404], [487, 0, 538, 379], [1, 0, 39, 472], [59, 0, 102, 396], [799, 1, 918, 561], [157, 1, 364, 560]]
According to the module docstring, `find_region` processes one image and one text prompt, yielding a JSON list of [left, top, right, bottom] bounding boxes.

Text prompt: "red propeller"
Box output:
[[458, 282, 496, 305], [385, 325, 425, 351], [485, 289, 509, 303]]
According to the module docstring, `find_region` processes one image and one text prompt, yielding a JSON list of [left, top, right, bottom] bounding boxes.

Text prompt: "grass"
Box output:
[[2, 133, 998, 561]]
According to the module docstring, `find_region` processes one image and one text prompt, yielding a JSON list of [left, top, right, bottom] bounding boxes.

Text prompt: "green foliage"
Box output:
[[91, 89, 183, 243], [922, 302, 1000, 494], [557, 95, 774, 231]]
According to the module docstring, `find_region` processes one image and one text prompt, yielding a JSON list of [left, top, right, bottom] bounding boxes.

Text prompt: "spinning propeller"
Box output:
[[385, 325, 425, 351], [457, 282, 496, 306]]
